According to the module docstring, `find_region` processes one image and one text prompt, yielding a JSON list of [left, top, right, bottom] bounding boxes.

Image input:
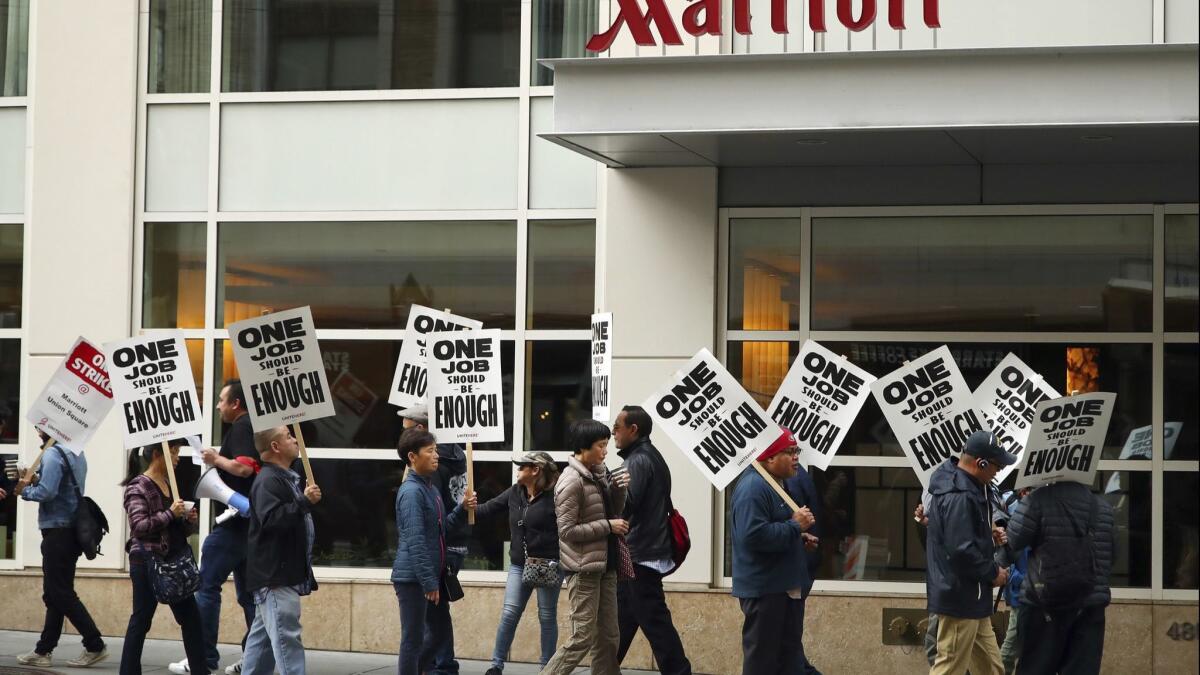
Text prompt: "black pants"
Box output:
[[36, 528, 104, 655], [739, 593, 805, 675], [617, 565, 692, 675], [120, 561, 210, 675], [1017, 605, 1105, 675]]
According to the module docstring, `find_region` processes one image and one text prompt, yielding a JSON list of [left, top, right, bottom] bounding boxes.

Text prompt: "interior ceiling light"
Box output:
[[1080, 134, 1113, 142], [795, 138, 828, 146]]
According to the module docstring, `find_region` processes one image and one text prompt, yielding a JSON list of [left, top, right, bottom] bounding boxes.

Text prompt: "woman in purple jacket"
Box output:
[[119, 440, 208, 675]]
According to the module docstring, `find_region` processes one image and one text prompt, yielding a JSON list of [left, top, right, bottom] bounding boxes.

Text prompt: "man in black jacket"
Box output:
[[1006, 480, 1114, 674], [241, 426, 321, 675], [784, 460, 824, 675], [926, 431, 1013, 675], [612, 405, 692, 675]]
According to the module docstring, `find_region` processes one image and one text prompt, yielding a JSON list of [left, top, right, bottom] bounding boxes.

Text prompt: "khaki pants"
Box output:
[[930, 614, 1003, 675], [540, 570, 619, 675]]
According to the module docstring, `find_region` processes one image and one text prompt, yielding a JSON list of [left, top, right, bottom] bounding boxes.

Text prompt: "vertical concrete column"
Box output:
[[21, 0, 140, 569], [600, 166, 718, 585]]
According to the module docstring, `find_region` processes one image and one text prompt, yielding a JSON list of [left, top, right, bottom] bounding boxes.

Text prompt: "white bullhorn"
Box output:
[[196, 467, 251, 517]]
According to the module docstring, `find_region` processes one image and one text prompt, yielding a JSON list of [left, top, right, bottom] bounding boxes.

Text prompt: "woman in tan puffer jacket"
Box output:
[[541, 420, 630, 675]]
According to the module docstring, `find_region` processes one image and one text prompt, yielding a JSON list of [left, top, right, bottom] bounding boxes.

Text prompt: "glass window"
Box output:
[[0, 224, 20, 328], [214, 338, 514, 451], [531, 0, 598, 86], [185, 338, 205, 406], [149, 0, 212, 93], [528, 98, 597, 210], [146, 105, 209, 212], [218, 221, 517, 329], [527, 220, 595, 329], [525, 341, 590, 451], [1164, 471, 1199, 589], [725, 341, 800, 411], [0, 339, 18, 445], [143, 222, 206, 329], [0, 109, 24, 213], [0, 448, 17, 558], [222, 0, 520, 92], [1165, 345, 1198, 461], [728, 219, 802, 332], [812, 215, 1154, 331], [463, 460, 515, 570], [1095, 470, 1152, 588], [1165, 214, 1199, 332], [0, 0, 29, 97]]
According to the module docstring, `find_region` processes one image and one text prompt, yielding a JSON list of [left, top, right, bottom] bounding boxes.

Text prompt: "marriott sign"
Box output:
[[587, 0, 941, 52]]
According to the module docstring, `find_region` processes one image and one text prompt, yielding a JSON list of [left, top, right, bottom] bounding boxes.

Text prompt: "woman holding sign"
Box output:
[[540, 420, 630, 675], [119, 440, 208, 675]]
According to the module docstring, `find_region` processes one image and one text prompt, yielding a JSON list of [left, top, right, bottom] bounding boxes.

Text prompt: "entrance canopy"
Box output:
[[541, 44, 1198, 169]]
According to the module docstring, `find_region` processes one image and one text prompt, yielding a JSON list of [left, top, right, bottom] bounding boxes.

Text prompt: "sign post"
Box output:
[[228, 307, 336, 488], [591, 313, 613, 422], [971, 353, 1060, 484], [1013, 392, 1116, 491], [24, 337, 117, 477]]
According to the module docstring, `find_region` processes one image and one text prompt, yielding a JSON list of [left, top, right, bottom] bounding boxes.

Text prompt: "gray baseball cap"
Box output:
[[397, 404, 429, 425]]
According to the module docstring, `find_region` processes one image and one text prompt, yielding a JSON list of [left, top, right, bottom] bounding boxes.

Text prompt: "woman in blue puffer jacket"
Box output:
[[392, 428, 475, 675]]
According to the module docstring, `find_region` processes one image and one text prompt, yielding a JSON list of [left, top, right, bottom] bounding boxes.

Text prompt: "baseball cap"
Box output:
[[397, 404, 429, 425], [962, 430, 1018, 466], [512, 451, 555, 469], [758, 427, 798, 462]]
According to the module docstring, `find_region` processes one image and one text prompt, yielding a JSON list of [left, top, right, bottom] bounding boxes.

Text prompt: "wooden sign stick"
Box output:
[[162, 440, 181, 502], [292, 422, 316, 488], [751, 461, 801, 512], [22, 436, 56, 482], [466, 441, 475, 524]]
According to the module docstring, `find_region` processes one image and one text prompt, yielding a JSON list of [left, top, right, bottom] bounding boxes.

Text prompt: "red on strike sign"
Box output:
[[66, 340, 113, 399]]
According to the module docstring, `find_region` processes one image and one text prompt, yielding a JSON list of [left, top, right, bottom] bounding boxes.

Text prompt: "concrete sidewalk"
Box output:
[[0, 630, 662, 675]]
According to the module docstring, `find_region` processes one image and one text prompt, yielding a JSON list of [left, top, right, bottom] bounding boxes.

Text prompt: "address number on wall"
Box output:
[[1166, 622, 1197, 641]]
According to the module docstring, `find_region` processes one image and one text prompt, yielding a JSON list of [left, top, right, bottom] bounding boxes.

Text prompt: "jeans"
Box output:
[[1017, 605, 1105, 675], [1000, 606, 1027, 675], [540, 570, 619, 675], [617, 565, 692, 675], [489, 564, 562, 671], [396, 582, 442, 675], [120, 562, 209, 675], [196, 525, 255, 670], [36, 528, 104, 655], [423, 550, 462, 675], [738, 593, 803, 675], [242, 587, 306, 675]]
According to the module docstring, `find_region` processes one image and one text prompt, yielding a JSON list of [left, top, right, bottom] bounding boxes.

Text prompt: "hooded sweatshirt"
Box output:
[[925, 459, 999, 619]]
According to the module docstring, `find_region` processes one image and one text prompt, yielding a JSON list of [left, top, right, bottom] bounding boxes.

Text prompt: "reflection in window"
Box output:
[[1165, 214, 1199, 332], [526, 341, 590, 451], [464, 460, 515, 571], [1164, 471, 1199, 589], [1094, 471, 1151, 588], [0, 451, 16, 557], [0, 339, 18, 444], [143, 222, 206, 329], [728, 219, 801, 332], [725, 341, 799, 411], [527, 220, 595, 329], [0, 224, 20, 328], [531, 0, 598, 86], [222, 0, 520, 92], [308, 458, 404, 567], [1165, 345, 1198, 461], [185, 339, 205, 407], [0, 0, 28, 96], [218, 221, 517, 329], [812, 215, 1153, 331], [149, 0, 212, 93]]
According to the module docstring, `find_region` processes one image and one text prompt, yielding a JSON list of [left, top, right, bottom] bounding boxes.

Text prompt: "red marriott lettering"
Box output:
[[586, 0, 941, 52]]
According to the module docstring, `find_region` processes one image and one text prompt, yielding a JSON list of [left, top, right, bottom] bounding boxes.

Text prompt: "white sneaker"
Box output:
[[224, 658, 243, 674], [168, 658, 191, 674], [17, 651, 52, 667]]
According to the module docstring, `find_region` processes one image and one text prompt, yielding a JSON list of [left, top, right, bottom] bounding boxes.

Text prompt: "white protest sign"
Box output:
[[1118, 421, 1182, 460], [228, 306, 335, 432], [25, 337, 116, 454], [427, 329, 505, 444], [767, 340, 875, 471], [1013, 392, 1116, 491], [643, 349, 776, 491], [971, 353, 1061, 484], [105, 331, 204, 449], [389, 305, 483, 410], [870, 346, 987, 488], [591, 313, 613, 422]]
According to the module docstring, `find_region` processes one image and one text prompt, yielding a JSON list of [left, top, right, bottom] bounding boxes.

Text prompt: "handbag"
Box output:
[[519, 504, 560, 588], [133, 493, 200, 605], [54, 448, 109, 560]]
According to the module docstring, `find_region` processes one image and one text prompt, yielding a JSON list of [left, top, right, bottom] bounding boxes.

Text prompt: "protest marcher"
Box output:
[[996, 489, 1032, 675], [925, 430, 1015, 675], [170, 380, 259, 675], [120, 440, 206, 675], [1005, 479, 1114, 674], [784, 452, 825, 675], [241, 426, 322, 675], [541, 419, 630, 675], [611, 405, 693, 675], [13, 431, 107, 668], [472, 451, 561, 675], [398, 403, 470, 675], [393, 428, 476, 675], [729, 428, 818, 675]]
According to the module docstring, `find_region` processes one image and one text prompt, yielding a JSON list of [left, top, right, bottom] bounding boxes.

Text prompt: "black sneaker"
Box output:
[[485, 669, 502, 675]]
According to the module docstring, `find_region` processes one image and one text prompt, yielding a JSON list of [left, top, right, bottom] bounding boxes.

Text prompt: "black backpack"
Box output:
[[1027, 493, 1098, 610], [55, 448, 110, 560]]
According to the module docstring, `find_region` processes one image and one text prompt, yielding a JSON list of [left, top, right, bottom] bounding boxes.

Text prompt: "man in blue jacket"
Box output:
[[925, 430, 1014, 675], [14, 432, 107, 668], [730, 428, 817, 675]]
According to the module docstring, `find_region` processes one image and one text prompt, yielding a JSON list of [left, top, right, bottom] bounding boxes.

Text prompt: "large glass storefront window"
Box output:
[[149, 0, 212, 93], [0, 224, 19, 328], [527, 220, 595, 329], [144, 222, 206, 328], [0, 0, 29, 97], [531, 0, 597, 86], [1165, 214, 1199, 332]]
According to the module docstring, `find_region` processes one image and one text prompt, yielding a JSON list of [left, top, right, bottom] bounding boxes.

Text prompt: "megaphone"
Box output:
[[196, 467, 251, 517]]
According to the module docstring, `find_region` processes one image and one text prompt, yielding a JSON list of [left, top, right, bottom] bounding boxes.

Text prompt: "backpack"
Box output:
[[55, 448, 110, 560], [1004, 547, 1029, 608], [1027, 494, 1098, 610]]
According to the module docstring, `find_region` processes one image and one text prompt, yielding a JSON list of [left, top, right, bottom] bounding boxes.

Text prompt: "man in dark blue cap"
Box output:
[[925, 430, 1016, 675]]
